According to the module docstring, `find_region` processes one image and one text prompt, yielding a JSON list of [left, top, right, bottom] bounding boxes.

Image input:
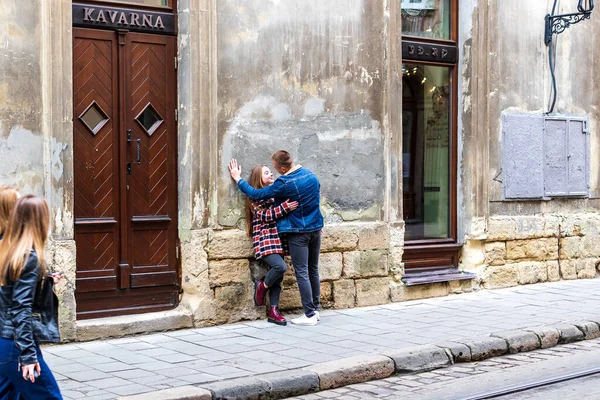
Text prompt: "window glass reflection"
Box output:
[[401, 0, 450, 40], [97, 0, 168, 6], [402, 64, 451, 240]]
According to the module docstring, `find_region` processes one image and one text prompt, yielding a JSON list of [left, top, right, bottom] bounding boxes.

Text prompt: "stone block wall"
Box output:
[[179, 213, 600, 327], [208, 223, 392, 311], [180, 222, 399, 326], [465, 214, 600, 289]]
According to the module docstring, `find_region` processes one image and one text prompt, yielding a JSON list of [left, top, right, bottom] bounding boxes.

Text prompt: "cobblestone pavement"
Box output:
[[288, 338, 600, 399], [43, 279, 600, 399]]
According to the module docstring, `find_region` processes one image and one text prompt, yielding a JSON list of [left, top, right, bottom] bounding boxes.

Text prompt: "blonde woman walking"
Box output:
[[0, 195, 63, 399]]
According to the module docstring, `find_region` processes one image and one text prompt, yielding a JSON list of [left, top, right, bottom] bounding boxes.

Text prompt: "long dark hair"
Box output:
[[244, 165, 267, 237]]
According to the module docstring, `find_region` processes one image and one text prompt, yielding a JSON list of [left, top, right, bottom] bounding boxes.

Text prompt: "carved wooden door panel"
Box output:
[[73, 28, 178, 319], [124, 33, 178, 293], [73, 28, 121, 317]]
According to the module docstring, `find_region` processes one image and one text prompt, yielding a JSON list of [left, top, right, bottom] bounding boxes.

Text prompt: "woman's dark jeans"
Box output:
[[262, 253, 287, 307], [287, 230, 322, 317], [0, 338, 63, 399]]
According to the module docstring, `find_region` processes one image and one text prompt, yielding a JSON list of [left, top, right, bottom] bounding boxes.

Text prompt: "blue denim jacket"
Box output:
[[238, 166, 324, 233]]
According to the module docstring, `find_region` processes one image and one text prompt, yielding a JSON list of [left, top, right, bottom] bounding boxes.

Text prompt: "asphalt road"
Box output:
[[288, 338, 600, 400]]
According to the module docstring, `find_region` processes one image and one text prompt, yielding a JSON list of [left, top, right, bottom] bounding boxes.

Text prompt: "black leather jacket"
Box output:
[[0, 250, 60, 365]]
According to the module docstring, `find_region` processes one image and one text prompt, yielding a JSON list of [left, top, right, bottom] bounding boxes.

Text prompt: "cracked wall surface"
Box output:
[[0, 2, 44, 194], [216, 0, 387, 226]]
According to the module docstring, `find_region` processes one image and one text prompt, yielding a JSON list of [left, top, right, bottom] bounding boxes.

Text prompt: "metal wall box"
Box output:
[[502, 113, 545, 199], [502, 113, 590, 200]]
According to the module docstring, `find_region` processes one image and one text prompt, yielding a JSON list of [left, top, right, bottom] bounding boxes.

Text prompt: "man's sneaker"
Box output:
[[290, 314, 318, 326], [314, 311, 321, 321]]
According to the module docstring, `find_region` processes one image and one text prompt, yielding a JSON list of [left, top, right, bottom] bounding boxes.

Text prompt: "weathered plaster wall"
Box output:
[[0, 2, 44, 194], [177, 0, 214, 235], [42, 0, 76, 341], [177, 0, 220, 325], [459, 0, 600, 289], [0, 0, 76, 339], [217, 0, 387, 225]]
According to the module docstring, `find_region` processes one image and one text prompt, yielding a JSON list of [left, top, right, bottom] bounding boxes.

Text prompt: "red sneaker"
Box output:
[[267, 306, 287, 326], [253, 280, 267, 306]]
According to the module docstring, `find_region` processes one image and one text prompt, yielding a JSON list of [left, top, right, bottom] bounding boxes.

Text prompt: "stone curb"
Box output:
[[199, 370, 320, 400], [383, 344, 452, 373], [305, 354, 394, 390], [490, 330, 540, 354], [119, 320, 599, 400]]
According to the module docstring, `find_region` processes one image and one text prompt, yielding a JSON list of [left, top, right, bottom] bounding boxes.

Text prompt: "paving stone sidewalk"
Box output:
[[44, 278, 600, 400]]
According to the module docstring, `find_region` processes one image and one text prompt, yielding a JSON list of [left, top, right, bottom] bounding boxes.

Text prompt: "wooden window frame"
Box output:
[[79, 0, 175, 13], [401, 0, 463, 278]]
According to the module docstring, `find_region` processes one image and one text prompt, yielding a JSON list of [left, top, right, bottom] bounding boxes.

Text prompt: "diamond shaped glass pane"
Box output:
[[79, 102, 109, 135], [136, 104, 163, 136]]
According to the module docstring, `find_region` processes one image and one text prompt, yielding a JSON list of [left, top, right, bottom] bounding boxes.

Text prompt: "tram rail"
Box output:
[[462, 367, 600, 399]]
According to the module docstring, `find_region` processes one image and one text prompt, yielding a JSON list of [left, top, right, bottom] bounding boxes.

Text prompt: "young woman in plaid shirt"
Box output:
[[245, 165, 298, 325]]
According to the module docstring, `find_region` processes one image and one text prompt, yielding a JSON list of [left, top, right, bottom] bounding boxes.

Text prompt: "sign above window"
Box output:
[[402, 41, 457, 64], [72, 3, 175, 35]]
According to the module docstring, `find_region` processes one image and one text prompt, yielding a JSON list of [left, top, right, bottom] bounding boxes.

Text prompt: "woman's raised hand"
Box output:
[[228, 159, 242, 182], [285, 200, 299, 211]]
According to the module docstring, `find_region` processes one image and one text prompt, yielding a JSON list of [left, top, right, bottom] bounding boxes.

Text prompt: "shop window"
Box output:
[[401, 0, 471, 283], [401, 0, 451, 39], [403, 64, 451, 240]]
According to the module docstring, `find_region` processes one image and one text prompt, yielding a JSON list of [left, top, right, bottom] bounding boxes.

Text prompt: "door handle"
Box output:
[[127, 129, 141, 175]]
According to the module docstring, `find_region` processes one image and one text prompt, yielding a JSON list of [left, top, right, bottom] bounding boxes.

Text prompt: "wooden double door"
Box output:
[[73, 28, 179, 319]]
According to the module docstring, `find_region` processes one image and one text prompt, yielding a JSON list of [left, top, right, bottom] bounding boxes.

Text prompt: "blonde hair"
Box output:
[[0, 195, 49, 285], [0, 186, 19, 235]]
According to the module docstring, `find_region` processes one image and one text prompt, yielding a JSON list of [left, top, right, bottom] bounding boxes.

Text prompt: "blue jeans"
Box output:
[[261, 254, 287, 307], [0, 338, 62, 400], [287, 230, 321, 317]]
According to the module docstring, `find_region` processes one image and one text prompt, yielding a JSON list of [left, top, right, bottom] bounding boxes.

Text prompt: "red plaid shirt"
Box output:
[[251, 199, 291, 259]]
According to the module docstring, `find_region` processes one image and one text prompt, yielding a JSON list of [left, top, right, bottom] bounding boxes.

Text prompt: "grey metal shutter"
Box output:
[[502, 113, 589, 200], [566, 119, 589, 196], [502, 113, 545, 199], [543, 116, 589, 197]]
